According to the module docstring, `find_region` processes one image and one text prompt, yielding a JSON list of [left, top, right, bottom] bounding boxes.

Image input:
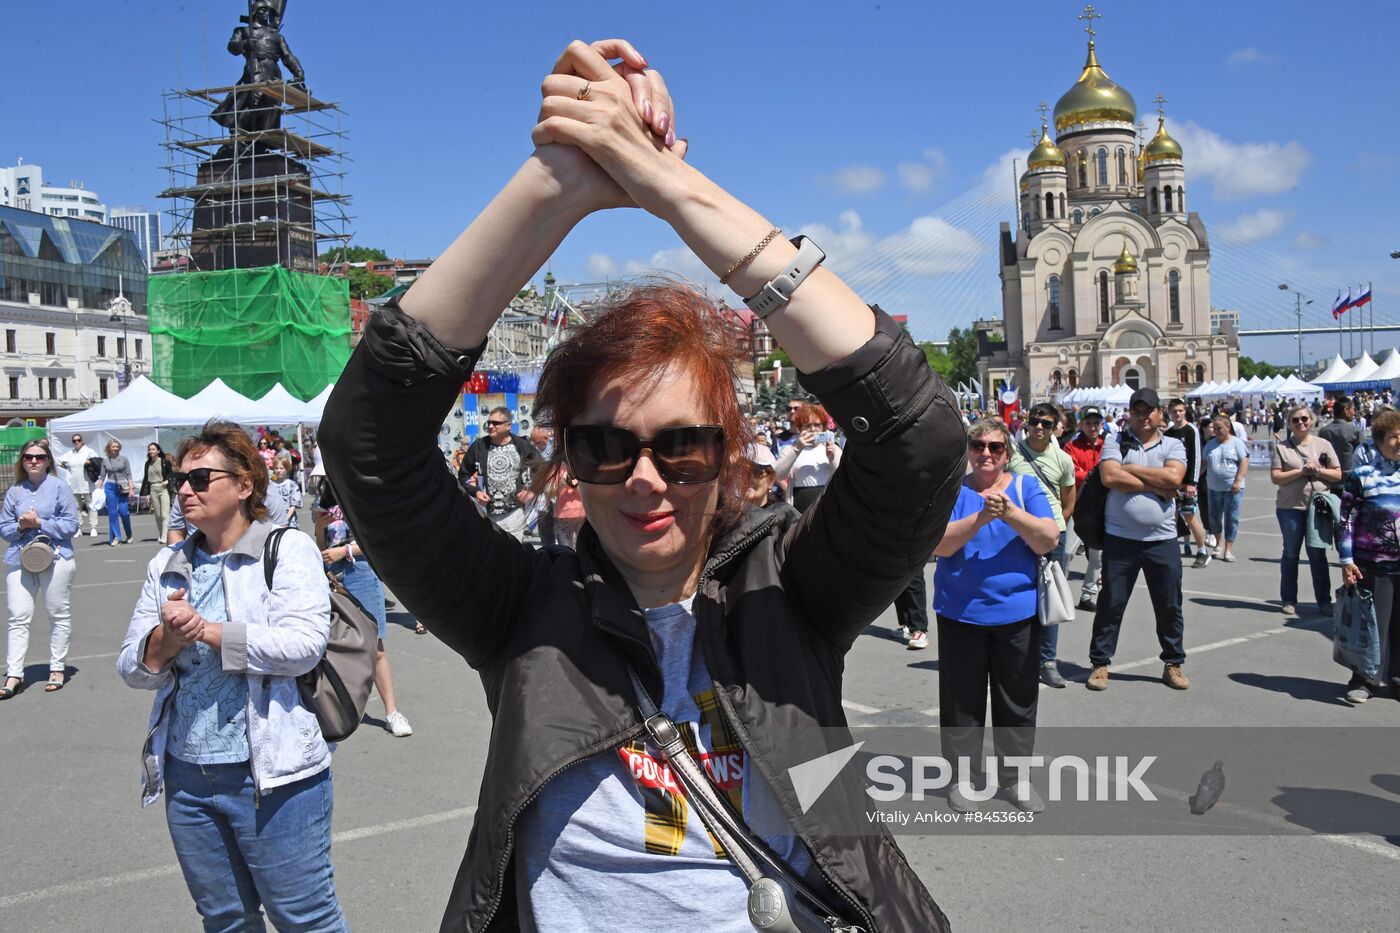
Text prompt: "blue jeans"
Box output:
[[1038, 531, 1067, 663], [1276, 509, 1332, 607], [164, 756, 347, 933], [104, 481, 131, 541], [1206, 489, 1243, 542]]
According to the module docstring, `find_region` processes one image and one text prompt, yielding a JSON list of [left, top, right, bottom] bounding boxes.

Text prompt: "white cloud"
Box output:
[[1219, 208, 1293, 243], [982, 148, 1026, 185], [585, 253, 619, 277], [795, 209, 875, 271], [1293, 231, 1327, 250], [1228, 47, 1274, 65], [797, 208, 982, 284], [1170, 120, 1311, 200], [820, 164, 887, 195], [623, 246, 716, 285], [896, 148, 948, 193]]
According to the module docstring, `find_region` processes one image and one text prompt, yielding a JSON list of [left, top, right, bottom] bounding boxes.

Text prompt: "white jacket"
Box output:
[[117, 520, 332, 806], [55, 445, 99, 496]]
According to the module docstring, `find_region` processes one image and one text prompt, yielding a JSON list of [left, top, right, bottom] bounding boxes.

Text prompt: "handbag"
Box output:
[[262, 528, 378, 742], [626, 666, 866, 933], [1007, 468, 1076, 627], [1332, 584, 1381, 683], [19, 533, 55, 574]]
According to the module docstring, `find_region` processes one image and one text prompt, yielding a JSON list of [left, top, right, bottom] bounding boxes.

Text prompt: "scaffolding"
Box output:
[[157, 80, 351, 274]]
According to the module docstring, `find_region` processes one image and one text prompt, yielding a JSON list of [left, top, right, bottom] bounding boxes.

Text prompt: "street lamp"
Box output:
[[1278, 283, 1312, 373], [108, 285, 133, 390]]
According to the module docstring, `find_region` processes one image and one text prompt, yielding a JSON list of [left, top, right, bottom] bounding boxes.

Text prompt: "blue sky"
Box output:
[[10, 1, 1398, 364]]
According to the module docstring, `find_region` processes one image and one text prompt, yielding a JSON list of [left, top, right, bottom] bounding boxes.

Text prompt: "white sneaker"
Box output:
[[1205, 533, 1218, 549], [88, 530, 98, 538], [907, 631, 929, 650], [385, 710, 413, 737]]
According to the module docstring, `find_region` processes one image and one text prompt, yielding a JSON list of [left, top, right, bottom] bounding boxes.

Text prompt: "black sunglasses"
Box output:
[[1029, 417, 1056, 429], [21, 453, 49, 462], [171, 467, 236, 492], [485, 419, 510, 427], [968, 439, 1007, 455], [1291, 417, 1311, 424], [564, 424, 725, 485]]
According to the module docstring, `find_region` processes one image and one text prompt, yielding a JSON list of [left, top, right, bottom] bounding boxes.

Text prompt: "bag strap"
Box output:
[[625, 664, 856, 929], [262, 526, 290, 591], [1016, 440, 1056, 495]]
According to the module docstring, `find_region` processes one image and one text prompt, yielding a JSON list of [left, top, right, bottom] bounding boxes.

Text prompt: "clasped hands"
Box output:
[[530, 39, 689, 216], [160, 587, 207, 647], [977, 489, 1013, 524], [17, 509, 41, 531]]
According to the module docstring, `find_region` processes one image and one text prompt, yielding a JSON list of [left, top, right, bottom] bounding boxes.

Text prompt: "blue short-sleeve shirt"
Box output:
[[934, 474, 1053, 626]]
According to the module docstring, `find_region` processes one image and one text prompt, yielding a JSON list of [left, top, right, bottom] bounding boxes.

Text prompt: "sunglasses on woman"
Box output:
[[171, 467, 236, 492], [21, 453, 49, 462], [564, 424, 724, 485], [967, 439, 1007, 455]]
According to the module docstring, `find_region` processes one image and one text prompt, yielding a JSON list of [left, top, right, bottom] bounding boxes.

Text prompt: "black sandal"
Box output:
[[0, 676, 21, 699]]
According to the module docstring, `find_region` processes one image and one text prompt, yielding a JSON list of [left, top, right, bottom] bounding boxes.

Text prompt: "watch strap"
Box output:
[[744, 236, 826, 319]]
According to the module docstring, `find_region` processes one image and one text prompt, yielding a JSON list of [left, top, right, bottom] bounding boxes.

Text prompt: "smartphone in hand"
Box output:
[[817, 431, 835, 445]]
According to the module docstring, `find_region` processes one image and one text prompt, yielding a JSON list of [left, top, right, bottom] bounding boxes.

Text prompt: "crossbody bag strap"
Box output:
[[262, 526, 290, 591], [625, 665, 860, 932], [1016, 440, 1054, 494]]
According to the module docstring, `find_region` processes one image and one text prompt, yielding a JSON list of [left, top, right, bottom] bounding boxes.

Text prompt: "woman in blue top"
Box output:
[[1, 439, 79, 696], [1202, 416, 1249, 562], [933, 418, 1059, 813]]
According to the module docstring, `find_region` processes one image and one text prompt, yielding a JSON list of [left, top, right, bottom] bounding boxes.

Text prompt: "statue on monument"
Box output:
[[210, 0, 306, 136]]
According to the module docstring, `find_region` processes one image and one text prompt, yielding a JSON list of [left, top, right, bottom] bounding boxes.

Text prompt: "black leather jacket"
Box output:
[[321, 302, 966, 933]]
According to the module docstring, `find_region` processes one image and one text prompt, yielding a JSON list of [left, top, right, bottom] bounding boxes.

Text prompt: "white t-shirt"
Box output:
[[55, 445, 99, 496], [787, 446, 836, 488]]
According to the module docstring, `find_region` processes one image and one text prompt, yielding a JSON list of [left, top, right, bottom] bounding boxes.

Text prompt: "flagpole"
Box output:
[[1369, 281, 1375, 355]]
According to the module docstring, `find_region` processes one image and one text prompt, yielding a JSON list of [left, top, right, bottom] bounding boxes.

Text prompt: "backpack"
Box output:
[[1071, 431, 1139, 551], [262, 528, 378, 742]]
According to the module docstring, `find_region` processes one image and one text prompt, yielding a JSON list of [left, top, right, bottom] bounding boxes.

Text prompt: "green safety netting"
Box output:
[[147, 266, 351, 401]]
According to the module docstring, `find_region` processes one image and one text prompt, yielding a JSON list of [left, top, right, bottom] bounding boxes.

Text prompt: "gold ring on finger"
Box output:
[[577, 82, 592, 101]]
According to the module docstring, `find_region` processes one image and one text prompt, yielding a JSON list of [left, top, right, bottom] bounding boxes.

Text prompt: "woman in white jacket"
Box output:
[[117, 420, 347, 932]]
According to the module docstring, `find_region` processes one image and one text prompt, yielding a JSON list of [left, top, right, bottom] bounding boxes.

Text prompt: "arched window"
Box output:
[[1024, 212, 1032, 235], [1090, 207, 1101, 217], [1150, 187, 1159, 213], [1164, 187, 1174, 212], [1051, 369, 1063, 389], [1072, 208, 1083, 224], [1068, 368, 1079, 387], [1077, 151, 1088, 187], [1116, 148, 1127, 186], [1059, 193, 1066, 217], [1178, 364, 1190, 385], [1194, 363, 1205, 383], [1098, 270, 1110, 324], [1177, 186, 1184, 212], [1169, 270, 1181, 323], [1096, 148, 1108, 186], [1045, 192, 1055, 219], [1048, 275, 1062, 329]]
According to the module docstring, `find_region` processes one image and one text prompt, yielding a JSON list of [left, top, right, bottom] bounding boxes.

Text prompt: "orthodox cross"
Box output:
[[1153, 93, 1169, 121], [1036, 101, 1050, 129], [1078, 4, 1101, 39]]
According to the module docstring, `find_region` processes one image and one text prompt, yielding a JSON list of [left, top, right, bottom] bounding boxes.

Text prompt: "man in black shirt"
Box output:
[[1317, 396, 1363, 489], [1166, 398, 1209, 567]]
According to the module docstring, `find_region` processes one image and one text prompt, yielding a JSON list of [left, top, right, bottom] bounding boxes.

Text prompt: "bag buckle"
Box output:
[[643, 711, 680, 748]]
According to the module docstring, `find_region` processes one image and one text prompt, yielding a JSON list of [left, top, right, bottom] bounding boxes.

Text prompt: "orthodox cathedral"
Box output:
[[978, 6, 1239, 399]]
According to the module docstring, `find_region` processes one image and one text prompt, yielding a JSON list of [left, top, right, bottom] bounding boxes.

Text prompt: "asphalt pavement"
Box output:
[[0, 485, 1395, 932]]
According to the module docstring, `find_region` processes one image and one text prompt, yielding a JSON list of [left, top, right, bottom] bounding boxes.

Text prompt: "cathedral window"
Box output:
[[1150, 187, 1159, 213], [1072, 209, 1083, 224], [1178, 364, 1189, 385], [1033, 199, 1041, 220], [1096, 148, 1108, 187], [1177, 186, 1185, 211], [1098, 271, 1110, 324], [1048, 275, 1062, 329], [1164, 187, 1174, 212], [1194, 364, 1205, 383], [1090, 207, 1101, 217], [1077, 151, 1088, 187], [1169, 270, 1181, 323], [1051, 369, 1063, 389], [1045, 193, 1055, 219], [1068, 369, 1079, 387], [1116, 149, 1127, 186], [1059, 193, 1066, 217]]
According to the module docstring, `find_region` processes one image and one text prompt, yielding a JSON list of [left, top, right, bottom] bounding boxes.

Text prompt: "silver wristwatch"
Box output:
[[743, 235, 826, 319]]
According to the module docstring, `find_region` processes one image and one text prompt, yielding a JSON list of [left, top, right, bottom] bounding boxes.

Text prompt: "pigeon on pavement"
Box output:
[[1189, 761, 1225, 815]]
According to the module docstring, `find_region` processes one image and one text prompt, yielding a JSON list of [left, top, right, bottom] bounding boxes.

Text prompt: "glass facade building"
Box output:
[[110, 209, 162, 272], [0, 204, 147, 315]]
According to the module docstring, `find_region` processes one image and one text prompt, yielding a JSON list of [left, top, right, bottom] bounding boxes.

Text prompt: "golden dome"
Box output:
[[1027, 124, 1066, 170], [1113, 240, 1138, 274], [1054, 42, 1137, 133], [1143, 118, 1183, 164]]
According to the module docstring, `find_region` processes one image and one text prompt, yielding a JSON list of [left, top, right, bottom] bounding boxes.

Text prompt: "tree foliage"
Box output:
[[317, 245, 394, 298], [318, 245, 389, 265], [757, 348, 792, 373], [920, 327, 978, 387], [1238, 355, 1287, 379]]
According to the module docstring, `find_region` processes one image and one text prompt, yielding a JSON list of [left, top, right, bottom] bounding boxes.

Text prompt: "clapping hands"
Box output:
[[160, 587, 204, 646]]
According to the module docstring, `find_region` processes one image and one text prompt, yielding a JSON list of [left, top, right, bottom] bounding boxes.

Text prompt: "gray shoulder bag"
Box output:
[[627, 665, 866, 933]]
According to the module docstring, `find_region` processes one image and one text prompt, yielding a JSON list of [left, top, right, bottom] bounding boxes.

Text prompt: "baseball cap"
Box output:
[[1080, 406, 1103, 420], [1129, 388, 1162, 410]]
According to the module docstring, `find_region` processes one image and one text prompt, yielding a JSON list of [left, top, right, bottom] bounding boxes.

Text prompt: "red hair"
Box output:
[[792, 403, 829, 430], [533, 282, 752, 532]]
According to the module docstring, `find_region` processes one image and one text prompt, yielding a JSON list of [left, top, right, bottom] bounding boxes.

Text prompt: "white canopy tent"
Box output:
[[253, 384, 312, 425], [1186, 381, 1218, 398], [1312, 354, 1352, 385], [1366, 349, 1400, 382], [49, 376, 210, 479], [186, 378, 262, 422], [301, 385, 334, 426], [1278, 375, 1323, 398], [1336, 353, 1379, 386]]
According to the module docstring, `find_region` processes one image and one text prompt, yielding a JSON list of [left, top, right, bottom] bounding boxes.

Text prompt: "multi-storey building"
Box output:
[[0, 161, 107, 223], [110, 208, 162, 271], [0, 205, 150, 421]]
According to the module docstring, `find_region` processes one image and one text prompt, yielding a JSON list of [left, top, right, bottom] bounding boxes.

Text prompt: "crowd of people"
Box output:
[[2, 37, 1394, 933]]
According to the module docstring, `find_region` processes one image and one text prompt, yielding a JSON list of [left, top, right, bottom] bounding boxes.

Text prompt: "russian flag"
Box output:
[[1353, 284, 1373, 309], [1333, 288, 1354, 320]]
